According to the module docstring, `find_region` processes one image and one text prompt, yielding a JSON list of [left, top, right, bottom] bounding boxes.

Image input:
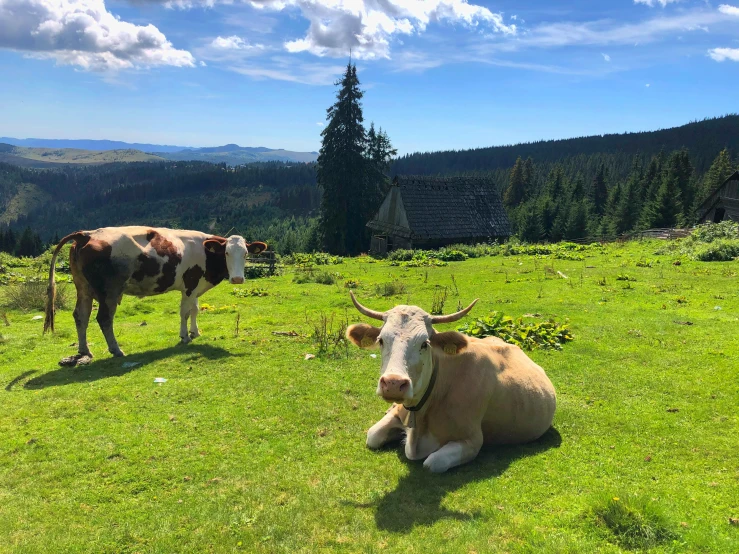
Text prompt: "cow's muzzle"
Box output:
[[230, 277, 245, 285], [379, 374, 411, 401]]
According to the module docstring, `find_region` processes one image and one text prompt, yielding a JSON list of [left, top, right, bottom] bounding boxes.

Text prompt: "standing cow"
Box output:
[[44, 226, 266, 363], [346, 292, 556, 473]]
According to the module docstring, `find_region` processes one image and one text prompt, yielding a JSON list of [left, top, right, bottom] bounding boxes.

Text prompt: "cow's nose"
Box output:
[[230, 277, 244, 285], [379, 375, 411, 399]]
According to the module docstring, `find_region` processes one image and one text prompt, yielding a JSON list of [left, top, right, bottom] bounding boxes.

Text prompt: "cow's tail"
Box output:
[[44, 232, 84, 334]]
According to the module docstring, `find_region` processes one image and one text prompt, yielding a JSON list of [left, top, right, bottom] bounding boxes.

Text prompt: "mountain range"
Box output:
[[0, 137, 318, 166]]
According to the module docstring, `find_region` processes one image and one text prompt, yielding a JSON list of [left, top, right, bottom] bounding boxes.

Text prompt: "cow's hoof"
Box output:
[[110, 349, 125, 357], [189, 331, 200, 339], [59, 354, 93, 367], [180, 336, 192, 345]]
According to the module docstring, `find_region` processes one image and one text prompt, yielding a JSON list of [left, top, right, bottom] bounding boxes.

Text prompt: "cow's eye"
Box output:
[[421, 342, 428, 350], [378, 338, 384, 347]]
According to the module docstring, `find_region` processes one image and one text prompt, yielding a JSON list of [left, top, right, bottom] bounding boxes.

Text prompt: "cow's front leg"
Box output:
[[189, 298, 200, 339], [367, 404, 406, 449], [179, 294, 196, 344], [422, 430, 483, 474]]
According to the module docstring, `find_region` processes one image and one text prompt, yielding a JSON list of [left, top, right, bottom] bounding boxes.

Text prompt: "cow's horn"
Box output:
[[349, 291, 385, 321], [431, 299, 479, 324]]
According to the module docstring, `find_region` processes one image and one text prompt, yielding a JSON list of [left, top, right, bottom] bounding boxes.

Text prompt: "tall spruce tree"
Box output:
[[366, 122, 397, 214], [504, 157, 527, 207], [590, 164, 608, 214], [699, 149, 735, 204], [317, 63, 367, 255]]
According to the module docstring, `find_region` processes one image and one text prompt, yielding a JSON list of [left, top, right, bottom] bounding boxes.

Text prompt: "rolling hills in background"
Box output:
[[0, 143, 166, 167], [0, 137, 319, 165]]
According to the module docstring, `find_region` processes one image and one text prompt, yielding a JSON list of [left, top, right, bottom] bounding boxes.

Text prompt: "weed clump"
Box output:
[[310, 312, 348, 357], [374, 281, 406, 297], [457, 311, 573, 351], [2, 281, 70, 312], [593, 496, 679, 550]]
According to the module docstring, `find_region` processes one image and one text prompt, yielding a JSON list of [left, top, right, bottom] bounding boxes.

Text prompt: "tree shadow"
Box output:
[[364, 427, 562, 533], [15, 344, 231, 390]]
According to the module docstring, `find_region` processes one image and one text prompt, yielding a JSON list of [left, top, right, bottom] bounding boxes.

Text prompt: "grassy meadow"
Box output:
[[1, 240, 738, 553]]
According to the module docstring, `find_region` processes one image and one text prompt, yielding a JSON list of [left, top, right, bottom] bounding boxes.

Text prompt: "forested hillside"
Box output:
[[0, 161, 319, 253], [2, 115, 739, 254], [392, 115, 739, 185]]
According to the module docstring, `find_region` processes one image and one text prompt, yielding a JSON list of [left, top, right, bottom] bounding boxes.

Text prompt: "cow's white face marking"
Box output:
[[376, 307, 435, 404], [225, 236, 247, 284]]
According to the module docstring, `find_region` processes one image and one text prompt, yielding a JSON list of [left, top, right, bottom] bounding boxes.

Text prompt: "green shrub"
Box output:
[[689, 221, 739, 243], [435, 248, 468, 262], [292, 269, 338, 285], [387, 249, 415, 262], [693, 239, 739, 262], [1, 281, 70, 312], [283, 253, 344, 266], [457, 311, 573, 351], [232, 287, 269, 297]]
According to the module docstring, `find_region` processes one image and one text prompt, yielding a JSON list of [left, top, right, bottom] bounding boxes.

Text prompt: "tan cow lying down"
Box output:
[[44, 226, 266, 364], [346, 292, 556, 473]]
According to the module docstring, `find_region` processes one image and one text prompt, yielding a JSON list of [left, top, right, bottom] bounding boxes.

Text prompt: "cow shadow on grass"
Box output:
[[13, 344, 231, 390], [367, 427, 562, 533]]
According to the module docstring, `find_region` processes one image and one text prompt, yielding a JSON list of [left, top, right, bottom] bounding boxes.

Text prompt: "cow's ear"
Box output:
[[429, 331, 469, 355], [203, 237, 227, 254], [248, 241, 268, 255], [346, 323, 381, 349]]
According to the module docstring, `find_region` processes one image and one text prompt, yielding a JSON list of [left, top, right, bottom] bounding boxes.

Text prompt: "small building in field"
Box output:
[[367, 175, 511, 253], [697, 170, 739, 224]]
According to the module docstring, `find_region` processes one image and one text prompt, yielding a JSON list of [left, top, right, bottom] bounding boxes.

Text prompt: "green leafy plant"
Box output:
[[374, 280, 406, 297], [231, 287, 269, 298], [457, 311, 573, 351]]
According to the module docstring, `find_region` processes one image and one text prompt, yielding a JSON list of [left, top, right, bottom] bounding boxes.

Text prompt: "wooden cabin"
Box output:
[[697, 171, 739, 224], [367, 175, 511, 253]]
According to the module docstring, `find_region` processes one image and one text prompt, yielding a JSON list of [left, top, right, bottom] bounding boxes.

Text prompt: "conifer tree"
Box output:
[[590, 164, 608, 214], [518, 204, 542, 243], [504, 157, 527, 207], [699, 149, 735, 204], [317, 63, 368, 255], [565, 200, 588, 240]]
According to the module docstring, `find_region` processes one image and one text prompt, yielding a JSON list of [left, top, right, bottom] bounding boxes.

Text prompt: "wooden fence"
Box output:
[[566, 228, 693, 245]]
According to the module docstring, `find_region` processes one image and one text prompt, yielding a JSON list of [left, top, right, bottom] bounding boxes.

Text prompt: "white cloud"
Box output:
[[267, 0, 516, 59], [227, 58, 346, 85], [210, 35, 264, 50], [646, 83, 650, 87], [0, 0, 194, 71], [708, 47, 739, 61], [718, 4, 739, 16], [602, 53, 611, 62], [316, 121, 324, 126], [634, 0, 679, 7]]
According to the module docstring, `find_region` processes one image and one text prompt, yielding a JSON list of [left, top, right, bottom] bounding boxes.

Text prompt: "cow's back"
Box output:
[[432, 337, 556, 444], [478, 337, 556, 444]]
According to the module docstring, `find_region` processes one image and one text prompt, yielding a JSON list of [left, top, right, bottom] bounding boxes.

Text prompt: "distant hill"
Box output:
[[158, 145, 318, 165], [0, 137, 319, 164], [0, 137, 189, 153], [0, 144, 166, 167], [392, 114, 739, 178]]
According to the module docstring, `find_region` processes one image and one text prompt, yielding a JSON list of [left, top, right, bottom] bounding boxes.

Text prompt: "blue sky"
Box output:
[[1, 0, 738, 154]]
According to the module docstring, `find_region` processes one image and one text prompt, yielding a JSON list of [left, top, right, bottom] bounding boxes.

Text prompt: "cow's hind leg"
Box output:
[[422, 430, 483, 474], [97, 294, 125, 357], [189, 298, 200, 339], [367, 405, 406, 449], [73, 293, 94, 357]]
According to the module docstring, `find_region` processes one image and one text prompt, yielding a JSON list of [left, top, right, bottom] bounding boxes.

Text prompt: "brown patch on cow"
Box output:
[[183, 265, 204, 297], [146, 230, 182, 293], [347, 323, 381, 348], [430, 331, 469, 355], [131, 254, 160, 282], [203, 236, 227, 254], [204, 248, 228, 286]]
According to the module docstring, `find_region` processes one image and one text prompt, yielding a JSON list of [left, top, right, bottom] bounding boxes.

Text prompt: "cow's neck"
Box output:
[[404, 359, 438, 414]]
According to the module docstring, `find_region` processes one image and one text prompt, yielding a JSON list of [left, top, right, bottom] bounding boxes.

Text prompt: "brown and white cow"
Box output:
[[346, 292, 556, 473], [44, 226, 266, 363]]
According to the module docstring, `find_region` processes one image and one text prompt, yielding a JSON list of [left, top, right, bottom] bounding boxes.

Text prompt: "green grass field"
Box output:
[[1, 241, 738, 553]]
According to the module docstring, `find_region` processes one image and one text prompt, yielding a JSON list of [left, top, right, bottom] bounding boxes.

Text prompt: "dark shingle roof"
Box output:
[[380, 175, 510, 240]]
